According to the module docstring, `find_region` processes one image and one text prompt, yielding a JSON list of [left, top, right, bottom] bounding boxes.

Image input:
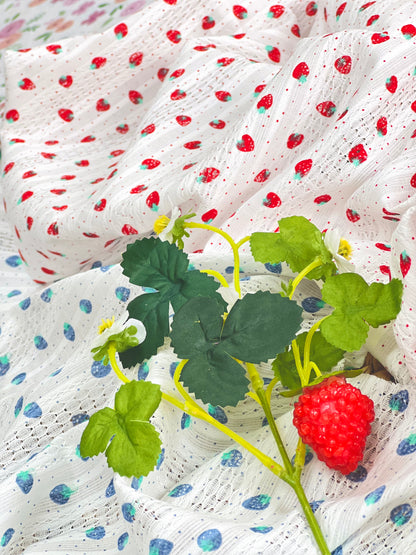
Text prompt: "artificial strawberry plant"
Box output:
[[80, 213, 403, 555]]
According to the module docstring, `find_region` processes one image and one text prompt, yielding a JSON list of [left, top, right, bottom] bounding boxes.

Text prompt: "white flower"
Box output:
[[324, 229, 355, 273], [154, 207, 181, 243]]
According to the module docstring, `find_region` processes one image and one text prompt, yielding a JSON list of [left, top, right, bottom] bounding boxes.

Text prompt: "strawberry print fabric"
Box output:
[[1, 0, 416, 553]]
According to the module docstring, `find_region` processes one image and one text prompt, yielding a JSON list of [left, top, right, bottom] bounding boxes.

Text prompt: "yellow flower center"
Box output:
[[153, 215, 170, 235], [98, 316, 115, 335], [337, 238, 353, 260]]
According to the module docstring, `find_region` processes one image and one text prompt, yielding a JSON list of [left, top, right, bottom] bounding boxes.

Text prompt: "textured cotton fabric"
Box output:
[[1, 0, 416, 553]]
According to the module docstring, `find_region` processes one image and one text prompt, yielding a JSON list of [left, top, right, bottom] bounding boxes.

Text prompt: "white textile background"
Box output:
[[1, 0, 416, 553]]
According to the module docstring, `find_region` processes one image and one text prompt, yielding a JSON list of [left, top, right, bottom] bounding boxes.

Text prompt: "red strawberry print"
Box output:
[[265, 46, 280, 63], [121, 224, 138, 235], [14, 226, 21, 240], [305, 2, 318, 16], [140, 159, 161, 170], [17, 190, 33, 204], [158, 68, 169, 82], [236, 134, 255, 152], [130, 184, 148, 194], [94, 199, 107, 211], [400, 251, 411, 277], [46, 44, 62, 54], [346, 208, 360, 222], [348, 144, 367, 166], [3, 162, 14, 175], [402, 24, 416, 39], [371, 32, 389, 44], [47, 222, 59, 235], [268, 5, 284, 18], [109, 149, 125, 158], [129, 52, 143, 68], [58, 75, 73, 88], [254, 169, 271, 182], [107, 169, 118, 180], [233, 5, 248, 19], [41, 267, 57, 276], [18, 48, 31, 53], [291, 24, 301, 37], [262, 192, 281, 208], [293, 376, 374, 475], [83, 232, 100, 238], [90, 57, 106, 69], [41, 152, 56, 159], [382, 207, 400, 222], [336, 2, 346, 20], [129, 90, 143, 105], [209, 119, 226, 129], [215, 90, 232, 102], [316, 101, 336, 117], [9, 138, 25, 144], [169, 68, 185, 80], [233, 33, 246, 39], [336, 108, 349, 121], [184, 141, 201, 149], [45, 140, 59, 145], [197, 167, 220, 183], [175, 115, 192, 126], [114, 23, 128, 39], [22, 171, 36, 179], [163, 0, 177, 4], [377, 116, 387, 136], [217, 57, 235, 68], [375, 242, 391, 252], [75, 160, 89, 167], [26, 216, 33, 230], [81, 135, 95, 143], [366, 14, 379, 26], [116, 124, 129, 134], [183, 163, 196, 170], [253, 84, 266, 97], [334, 55, 352, 74], [379, 265, 391, 280], [90, 178, 104, 184], [385, 76, 397, 93], [96, 98, 110, 112], [410, 173, 416, 188], [167, 29, 181, 43], [61, 175, 76, 180], [52, 205, 68, 211], [6, 109, 19, 123], [58, 109, 74, 122], [411, 100, 416, 113], [194, 44, 216, 51], [18, 78, 35, 90], [50, 189, 66, 195], [292, 62, 309, 83], [287, 133, 304, 149], [141, 123, 155, 136], [202, 209, 218, 223], [294, 159, 312, 180], [257, 94, 273, 113], [171, 89, 186, 101], [146, 191, 160, 211], [314, 194, 331, 204], [202, 16, 215, 30], [359, 1, 376, 9]]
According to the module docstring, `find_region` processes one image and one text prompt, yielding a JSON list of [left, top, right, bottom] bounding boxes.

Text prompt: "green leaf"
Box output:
[[279, 367, 365, 397], [250, 216, 336, 279], [320, 274, 403, 351], [272, 331, 345, 389], [80, 381, 162, 478], [120, 238, 226, 366]]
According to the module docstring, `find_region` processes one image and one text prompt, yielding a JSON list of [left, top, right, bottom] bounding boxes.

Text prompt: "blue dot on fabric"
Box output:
[[0, 528, 15, 547], [310, 500, 325, 513], [168, 484, 193, 497], [50, 367, 62, 377], [291, 448, 313, 466], [365, 485, 386, 506], [105, 479, 115, 498], [16, 471, 34, 494], [11, 372, 26, 385], [389, 390, 409, 412], [49, 484, 74, 505], [221, 449, 243, 468], [397, 434, 416, 456], [19, 297, 31, 310], [390, 503, 413, 526], [115, 287, 130, 301], [301, 297, 325, 313], [181, 413, 191, 429], [0, 355, 10, 376], [131, 476, 143, 490], [156, 448, 165, 470], [86, 526, 105, 540], [149, 538, 174, 555], [169, 361, 178, 378], [225, 266, 234, 274], [346, 465, 367, 482], [79, 299, 92, 314], [63, 323, 75, 341], [34, 335, 48, 350], [75, 444, 89, 461], [7, 289, 21, 298], [250, 526, 273, 534], [5, 255, 22, 267], [118, 532, 129, 550], [40, 288, 53, 303], [208, 404, 228, 424], [242, 494, 271, 510], [197, 529, 222, 552], [14, 396, 23, 417], [137, 362, 149, 380], [122, 502, 136, 523], [331, 547, 343, 555], [23, 402, 42, 418], [264, 262, 282, 274], [91, 360, 111, 378], [70, 413, 89, 426], [91, 260, 102, 269]]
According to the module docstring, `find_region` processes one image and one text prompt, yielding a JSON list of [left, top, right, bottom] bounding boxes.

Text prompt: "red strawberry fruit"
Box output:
[[236, 134, 255, 152], [184, 141, 201, 149], [176, 115, 192, 126], [268, 5, 284, 18], [292, 62, 309, 83], [348, 144, 367, 166], [18, 78, 35, 90], [129, 52, 143, 68], [209, 119, 226, 129], [305, 2, 317, 16], [293, 376, 374, 475], [171, 89, 186, 101], [140, 159, 160, 170], [58, 75, 73, 88], [254, 169, 271, 182], [114, 23, 128, 39], [287, 133, 304, 149], [334, 55, 352, 74], [215, 90, 232, 102], [202, 209, 218, 223], [336, 2, 346, 20], [233, 5, 248, 19], [257, 94, 273, 113], [96, 98, 110, 112], [377, 116, 387, 136], [90, 57, 106, 69], [265, 46, 280, 63], [202, 16, 215, 30], [146, 191, 160, 211], [346, 208, 360, 222], [166, 29, 181, 43], [316, 101, 336, 117], [262, 192, 281, 208], [128, 90, 143, 105], [385, 76, 397, 93], [314, 194, 331, 204], [294, 159, 312, 180], [157, 68, 169, 81], [46, 44, 62, 54], [197, 167, 220, 183], [402, 24, 416, 39], [58, 108, 74, 122], [6, 109, 19, 123], [217, 57, 235, 67], [400, 251, 411, 277], [371, 32, 389, 44]]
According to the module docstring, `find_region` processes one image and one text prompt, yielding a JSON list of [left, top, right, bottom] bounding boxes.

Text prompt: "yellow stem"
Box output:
[[246, 391, 262, 405], [173, 359, 201, 412], [308, 361, 322, 380], [294, 437, 306, 476], [108, 343, 130, 384], [200, 269, 229, 288], [236, 235, 251, 249], [289, 257, 323, 300], [266, 377, 279, 404], [303, 315, 329, 383], [291, 339, 307, 386]]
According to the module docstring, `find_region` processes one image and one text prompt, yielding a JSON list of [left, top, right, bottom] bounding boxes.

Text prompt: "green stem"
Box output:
[[303, 315, 329, 383], [289, 257, 323, 300], [291, 339, 308, 386], [200, 269, 229, 288]]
